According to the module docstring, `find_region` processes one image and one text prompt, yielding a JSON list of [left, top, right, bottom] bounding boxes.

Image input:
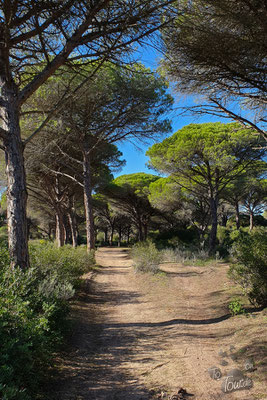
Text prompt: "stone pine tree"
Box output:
[[103, 173, 160, 241], [0, 0, 176, 269], [24, 63, 172, 251], [161, 0, 267, 139], [147, 123, 265, 253]]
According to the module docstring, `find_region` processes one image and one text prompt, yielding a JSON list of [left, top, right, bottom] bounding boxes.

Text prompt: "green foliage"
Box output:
[[0, 241, 95, 399], [29, 241, 94, 289], [228, 298, 245, 316], [155, 227, 199, 249], [131, 241, 163, 273], [147, 123, 264, 180], [229, 230, 267, 307], [114, 173, 160, 196]]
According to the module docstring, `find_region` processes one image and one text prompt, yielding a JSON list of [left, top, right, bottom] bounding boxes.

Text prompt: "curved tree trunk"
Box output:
[[82, 148, 95, 252], [1, 78, 29, 269]]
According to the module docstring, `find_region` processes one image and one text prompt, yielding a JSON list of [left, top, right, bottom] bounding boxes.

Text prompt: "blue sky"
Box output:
[[115, 44, 227, 177]]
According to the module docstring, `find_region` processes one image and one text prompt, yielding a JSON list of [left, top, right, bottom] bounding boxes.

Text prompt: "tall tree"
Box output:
[[25, 63, 172, 251], [147, 122, 265, 253], [161, 0, 267, 140], [0, 0, 175, 268], [25, 124, 124, 248]]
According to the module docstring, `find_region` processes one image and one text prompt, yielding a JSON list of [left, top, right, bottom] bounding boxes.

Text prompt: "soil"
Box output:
[[51, 247, 267, 400]]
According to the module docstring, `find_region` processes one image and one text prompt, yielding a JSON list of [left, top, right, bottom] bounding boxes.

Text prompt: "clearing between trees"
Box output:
[[51, 248, 266, 400]]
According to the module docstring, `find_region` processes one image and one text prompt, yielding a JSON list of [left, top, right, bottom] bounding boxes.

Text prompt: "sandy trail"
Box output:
[[53, 247, 266, 400]]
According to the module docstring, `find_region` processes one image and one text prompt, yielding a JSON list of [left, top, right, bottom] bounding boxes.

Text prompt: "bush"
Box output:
[[229, 230, 267, 307], [0, 241, 95, 400], [131, 241, 162, 273], [228, 298, 245, 316], [154, 227, 199, 249], [161, 246, 210, 264]]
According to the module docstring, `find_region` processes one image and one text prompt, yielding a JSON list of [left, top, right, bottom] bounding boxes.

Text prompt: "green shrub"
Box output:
[[228, 298, 245, 316], [131, 241, 162, 273], [0, 241, 95, 399], [229, 230, 267, 307]]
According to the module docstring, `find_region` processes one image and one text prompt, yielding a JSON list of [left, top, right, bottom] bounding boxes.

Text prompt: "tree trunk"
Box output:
[[138, 220, 143, 241], [221, 214, 227, 227], [235, 201, 240, 230], [143, 223, 148, 241], [249, 211, 254, 231], [127, 227, 130, 245], [209, 196, 218, 254], [68, 212, 78, 248], [55, 210, 65, 247], [118, 226, 122, 247], [109, 226, 114, 246], [63, 214, 71, 244], [1, 78, 29, 269], [104, 228, 108, 243], [82, 148, 95, 252]]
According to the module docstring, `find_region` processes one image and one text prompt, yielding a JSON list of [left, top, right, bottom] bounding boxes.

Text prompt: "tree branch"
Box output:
[[18, 0, 111, 106]]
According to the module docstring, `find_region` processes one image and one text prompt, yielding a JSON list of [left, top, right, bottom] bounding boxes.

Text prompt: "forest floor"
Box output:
[[50, 247, 267, 400]]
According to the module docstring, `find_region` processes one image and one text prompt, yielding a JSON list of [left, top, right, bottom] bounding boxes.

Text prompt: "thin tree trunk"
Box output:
[[118, 226, 122, 247], [1, 78, 29, 269], [68, 212, 78, 248], [209, 196, 218, 254], [127, 226, 130, 246], [82, 148, 95, 252], [63, 214, 71, 244], [235, 201, 240, 230], [48, 223, 53, 240], [249, 211, 254, 231]]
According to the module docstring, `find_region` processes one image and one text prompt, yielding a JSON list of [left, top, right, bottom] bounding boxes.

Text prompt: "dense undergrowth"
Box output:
[[0, 241, 95, 400]]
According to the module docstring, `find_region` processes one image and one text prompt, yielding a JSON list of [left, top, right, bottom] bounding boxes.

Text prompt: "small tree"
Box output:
[[241, 178, 267, 231]]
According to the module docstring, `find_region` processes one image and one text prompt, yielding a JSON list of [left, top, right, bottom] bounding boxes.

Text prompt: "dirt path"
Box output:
[[53, 248, 266, 400]]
